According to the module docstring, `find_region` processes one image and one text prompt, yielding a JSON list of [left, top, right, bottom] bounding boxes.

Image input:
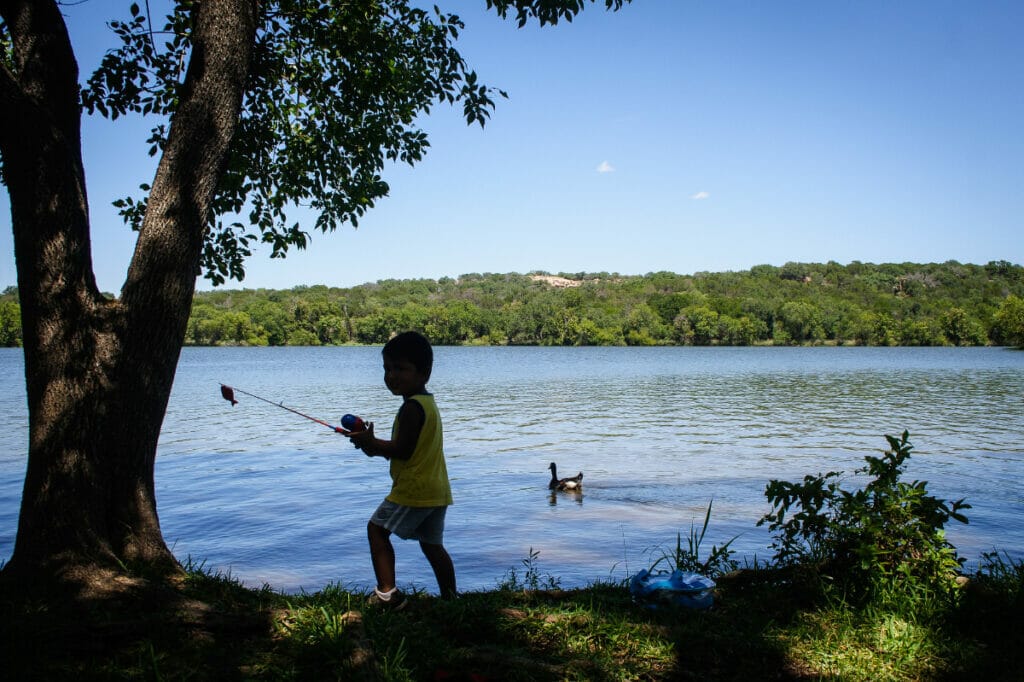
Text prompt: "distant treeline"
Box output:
[[175, 260, 1024, 347], [2, 261, 1024, 348]]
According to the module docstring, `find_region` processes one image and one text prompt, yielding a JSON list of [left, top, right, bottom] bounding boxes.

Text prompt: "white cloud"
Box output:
[[691, 191, 710, 200], [596, 160, 615, 173]]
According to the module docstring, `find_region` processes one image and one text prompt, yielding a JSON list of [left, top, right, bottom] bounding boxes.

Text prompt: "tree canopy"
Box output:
[[71, 0, 625, 284]]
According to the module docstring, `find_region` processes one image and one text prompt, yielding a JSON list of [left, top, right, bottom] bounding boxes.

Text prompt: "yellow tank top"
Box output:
[[386, 394, 453, 507]]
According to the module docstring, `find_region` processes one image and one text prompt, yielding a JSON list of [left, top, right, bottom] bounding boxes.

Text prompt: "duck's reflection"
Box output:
[[549, 489, 584, 506]]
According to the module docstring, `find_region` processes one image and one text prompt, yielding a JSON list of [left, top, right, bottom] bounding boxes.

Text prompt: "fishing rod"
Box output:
[[219, 384, 365, 434]]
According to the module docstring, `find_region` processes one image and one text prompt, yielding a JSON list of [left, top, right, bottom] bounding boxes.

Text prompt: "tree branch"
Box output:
[[123, 0, 257, 311]]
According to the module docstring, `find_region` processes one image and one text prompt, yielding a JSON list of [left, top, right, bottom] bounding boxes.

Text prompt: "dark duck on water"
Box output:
[[548, 462, 583, 491]]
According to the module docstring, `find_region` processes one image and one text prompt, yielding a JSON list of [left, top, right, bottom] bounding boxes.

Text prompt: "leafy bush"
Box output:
[[994, 294, 1024, 347], [0, 300, 21, 347], [758, 432, 970, 604]]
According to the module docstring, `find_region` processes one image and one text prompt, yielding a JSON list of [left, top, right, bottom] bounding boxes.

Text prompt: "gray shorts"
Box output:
[[369, 500, 448, 545]]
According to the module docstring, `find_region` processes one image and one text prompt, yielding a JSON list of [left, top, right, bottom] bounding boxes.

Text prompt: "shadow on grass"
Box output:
[[0, 568, 278, 681], [325, 576, 810, 681], [943, 575, 1024, 682], [0, 570, 804, 681], [2, 566, 1022, 680]]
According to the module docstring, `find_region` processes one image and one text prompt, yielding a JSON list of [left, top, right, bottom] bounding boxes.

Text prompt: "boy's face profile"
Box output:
[[383, 354, 429, 398]]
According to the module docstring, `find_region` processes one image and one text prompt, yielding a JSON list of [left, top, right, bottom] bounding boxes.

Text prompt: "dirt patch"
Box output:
[[529, 275, 581, 288]]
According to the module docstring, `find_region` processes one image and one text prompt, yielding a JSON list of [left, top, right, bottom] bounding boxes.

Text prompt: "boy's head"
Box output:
[[382, 331, 433, 380]]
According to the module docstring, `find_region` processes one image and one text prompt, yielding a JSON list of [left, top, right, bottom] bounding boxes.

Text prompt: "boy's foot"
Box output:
[[368, 587, 408, 611]]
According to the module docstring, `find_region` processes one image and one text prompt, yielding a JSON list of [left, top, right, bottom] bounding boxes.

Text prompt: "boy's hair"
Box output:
[[383, 331, 433, 376]]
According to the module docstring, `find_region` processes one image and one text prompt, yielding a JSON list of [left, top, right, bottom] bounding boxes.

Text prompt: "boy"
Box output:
[[347, 331, 456, 608]]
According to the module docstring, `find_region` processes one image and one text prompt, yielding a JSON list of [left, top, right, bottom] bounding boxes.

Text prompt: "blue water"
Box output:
[[2, 346, 1023, 594]]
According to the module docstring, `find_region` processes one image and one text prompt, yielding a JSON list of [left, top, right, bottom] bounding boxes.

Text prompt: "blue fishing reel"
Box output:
[[341, 414, 366, 432]]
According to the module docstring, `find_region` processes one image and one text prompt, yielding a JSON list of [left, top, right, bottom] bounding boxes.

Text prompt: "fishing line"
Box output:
[[219, 384, 364, 434]]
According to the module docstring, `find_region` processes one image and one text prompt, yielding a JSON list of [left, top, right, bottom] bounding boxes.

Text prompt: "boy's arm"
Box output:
[[348, 399, 424, 461]]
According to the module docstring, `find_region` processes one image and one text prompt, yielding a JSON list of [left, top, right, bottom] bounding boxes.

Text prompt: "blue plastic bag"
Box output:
[[629, 568, 716, 610]]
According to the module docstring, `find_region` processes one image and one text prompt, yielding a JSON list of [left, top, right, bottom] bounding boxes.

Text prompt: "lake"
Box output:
[[1, 346, 1022, 594]]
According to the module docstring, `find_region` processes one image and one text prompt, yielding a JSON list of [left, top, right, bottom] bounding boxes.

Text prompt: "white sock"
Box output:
[[375, 586, 397, 601]]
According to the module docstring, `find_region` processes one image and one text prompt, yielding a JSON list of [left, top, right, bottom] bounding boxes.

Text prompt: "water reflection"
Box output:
[[548, 490, 584, 506]]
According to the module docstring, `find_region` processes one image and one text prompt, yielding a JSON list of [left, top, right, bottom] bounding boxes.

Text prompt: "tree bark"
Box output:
[[0, 0, 257, 589]]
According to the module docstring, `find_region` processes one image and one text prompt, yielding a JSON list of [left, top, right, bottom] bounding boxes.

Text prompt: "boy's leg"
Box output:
[[419, 541, 456, 599], [368, 521, 397, 592]]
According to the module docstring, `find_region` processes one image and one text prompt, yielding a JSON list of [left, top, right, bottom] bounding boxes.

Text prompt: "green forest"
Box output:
[[3, 260, 1024, 348]]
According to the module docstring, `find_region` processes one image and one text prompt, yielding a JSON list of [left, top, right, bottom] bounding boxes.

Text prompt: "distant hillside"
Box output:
[[3, 261, 1023, 348], [179, 261, 1024, 347]]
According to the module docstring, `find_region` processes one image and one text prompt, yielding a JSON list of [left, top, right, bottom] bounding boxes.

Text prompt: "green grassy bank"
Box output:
[[2, 554, 1023, 681]]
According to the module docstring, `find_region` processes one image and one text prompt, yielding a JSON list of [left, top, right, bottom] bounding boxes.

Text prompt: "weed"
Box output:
[[977, 550, 1024, 600], [378, 637, 412, 681], [650, 499, 739, 578], [497, 547, 562, 591]]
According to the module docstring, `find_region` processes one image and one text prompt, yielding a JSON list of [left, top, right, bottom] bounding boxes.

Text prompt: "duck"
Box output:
[[548, 462, 583, 491]]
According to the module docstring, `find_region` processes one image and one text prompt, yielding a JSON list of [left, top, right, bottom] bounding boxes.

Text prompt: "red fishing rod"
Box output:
[[220, 384, 365, 434]]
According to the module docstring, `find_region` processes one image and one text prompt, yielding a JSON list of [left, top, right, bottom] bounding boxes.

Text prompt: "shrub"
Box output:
[[758, 432, 970, 604]]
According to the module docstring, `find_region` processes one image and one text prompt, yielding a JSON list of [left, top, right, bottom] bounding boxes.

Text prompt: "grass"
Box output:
[[2, 553, 1023, 681]]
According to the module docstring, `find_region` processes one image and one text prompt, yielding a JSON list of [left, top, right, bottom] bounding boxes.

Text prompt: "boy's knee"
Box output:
[[368, 521, 389, 541], [419, 541, 445, 556]]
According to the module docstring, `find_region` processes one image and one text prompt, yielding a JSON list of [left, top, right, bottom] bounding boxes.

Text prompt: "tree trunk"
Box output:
[[0, 0, 257, 590]]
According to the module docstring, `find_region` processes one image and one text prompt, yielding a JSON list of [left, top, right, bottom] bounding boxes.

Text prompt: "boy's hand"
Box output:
[[347, 422, 375, 454]]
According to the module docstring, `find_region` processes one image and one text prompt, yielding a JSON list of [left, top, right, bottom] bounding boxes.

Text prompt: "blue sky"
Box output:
[[2, 0, 1022, 293]]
